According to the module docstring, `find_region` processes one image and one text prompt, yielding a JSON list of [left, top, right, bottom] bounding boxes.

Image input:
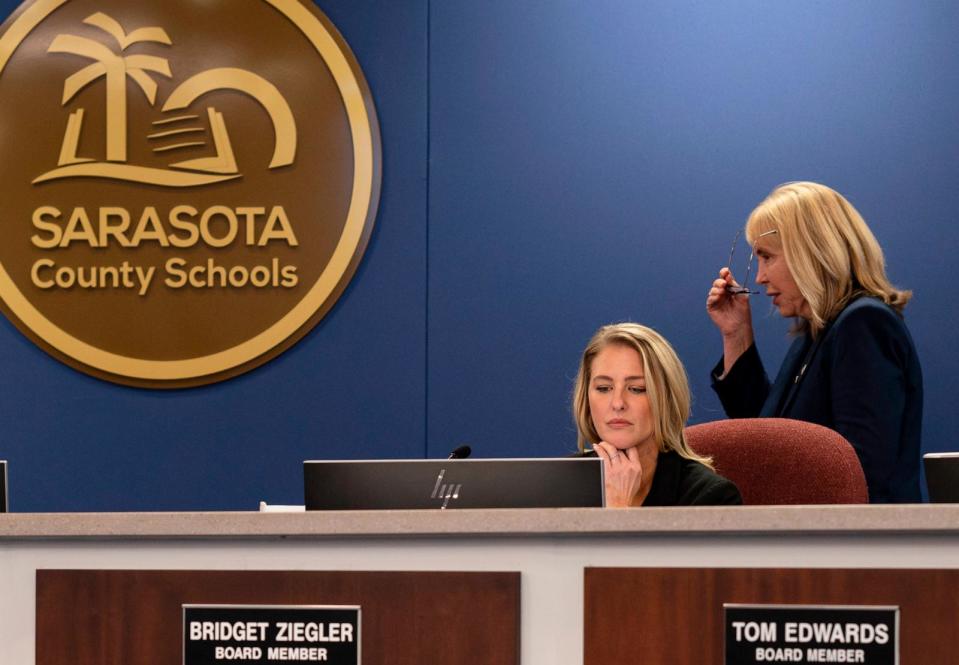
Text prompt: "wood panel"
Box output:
[[584, 568, 959, 664], [36, 570, 519, 665]]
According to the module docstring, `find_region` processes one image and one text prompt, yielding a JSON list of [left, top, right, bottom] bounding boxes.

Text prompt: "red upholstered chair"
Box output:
[[684, 418, 868, 505]]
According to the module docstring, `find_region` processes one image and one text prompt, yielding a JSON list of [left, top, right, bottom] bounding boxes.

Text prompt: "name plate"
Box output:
[[724, 604, 899, 665], [183, 605, 360, 664]]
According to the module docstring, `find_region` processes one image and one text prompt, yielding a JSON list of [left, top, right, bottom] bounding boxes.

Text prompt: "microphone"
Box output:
[[447, 445, 472, 460]]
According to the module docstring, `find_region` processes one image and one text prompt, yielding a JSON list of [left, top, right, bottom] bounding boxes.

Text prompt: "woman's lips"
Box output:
[[607, 419, 632, 427]]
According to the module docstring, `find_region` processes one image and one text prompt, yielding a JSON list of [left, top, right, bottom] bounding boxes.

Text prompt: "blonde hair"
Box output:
[[746, 181, 911, 336], [572, 322, 713, 469]]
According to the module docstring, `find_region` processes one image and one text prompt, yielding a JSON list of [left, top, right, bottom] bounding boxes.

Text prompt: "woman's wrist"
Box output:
[[721, 331, 754, 375]]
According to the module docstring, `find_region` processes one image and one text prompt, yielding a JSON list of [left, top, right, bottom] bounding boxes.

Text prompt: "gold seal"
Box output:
[[0, 0, 381, 387]]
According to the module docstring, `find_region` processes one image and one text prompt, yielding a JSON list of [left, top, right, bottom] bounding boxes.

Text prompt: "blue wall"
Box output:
[[1, 0, 956, 510]]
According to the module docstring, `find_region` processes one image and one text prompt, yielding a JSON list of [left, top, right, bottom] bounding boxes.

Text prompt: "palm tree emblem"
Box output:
[[50, 12, 172, 163], [35, 12, 297, 188]]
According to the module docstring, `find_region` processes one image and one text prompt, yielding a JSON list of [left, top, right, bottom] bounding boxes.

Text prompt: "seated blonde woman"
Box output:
[[574, 323, 742, 506]]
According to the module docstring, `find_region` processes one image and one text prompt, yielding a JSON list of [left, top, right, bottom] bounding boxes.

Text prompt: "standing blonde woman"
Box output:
[[574, 323, 741, 506], [706, 182, 922, 502]]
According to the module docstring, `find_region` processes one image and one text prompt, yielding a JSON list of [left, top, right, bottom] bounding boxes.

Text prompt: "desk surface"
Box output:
[[3, 506, 959, 665], [2, 504, 959, 539]]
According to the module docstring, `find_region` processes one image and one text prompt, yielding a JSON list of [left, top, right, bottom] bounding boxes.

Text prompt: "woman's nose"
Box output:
[[611, 390, 626, 410], [755, 263, 768, 285]]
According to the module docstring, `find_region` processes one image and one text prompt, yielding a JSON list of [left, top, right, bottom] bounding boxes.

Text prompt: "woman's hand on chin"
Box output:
[[593, 442, 644, 508]]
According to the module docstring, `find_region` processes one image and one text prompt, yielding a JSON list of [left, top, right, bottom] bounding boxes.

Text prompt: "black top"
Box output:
[[643, 450, 742, 506], [579, 449, 742, 506], [711, 297, 922, 503]]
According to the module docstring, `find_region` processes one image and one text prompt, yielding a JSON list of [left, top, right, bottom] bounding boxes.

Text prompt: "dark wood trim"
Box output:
[[585, 567, 959, 664], [37, 570, 519, 665]]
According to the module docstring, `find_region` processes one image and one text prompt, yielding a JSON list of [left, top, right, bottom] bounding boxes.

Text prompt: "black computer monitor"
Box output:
[[0, 461, 7, 513], [304, 457, 604, 510], [924, 453, 959, 503]]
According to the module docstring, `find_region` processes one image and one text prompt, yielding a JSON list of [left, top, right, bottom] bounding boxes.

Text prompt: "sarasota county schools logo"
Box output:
[[0, 0, 381, 387]]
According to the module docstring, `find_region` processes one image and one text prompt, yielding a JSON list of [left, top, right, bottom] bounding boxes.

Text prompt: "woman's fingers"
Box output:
[[592, 442, 613, 461], [720, 267, 742, 284], [707, 282, 731, 308], [723, 270, 742, 289], [593, 442, 627, 467], [708, 268, 748, 309], [708, 280, 727, 302], [594, 442, 638, 469], [598, 444, 644, 507]]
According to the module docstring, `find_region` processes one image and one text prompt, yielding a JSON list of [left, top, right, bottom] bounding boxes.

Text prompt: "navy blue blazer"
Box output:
[[711, 297, 923, 503]]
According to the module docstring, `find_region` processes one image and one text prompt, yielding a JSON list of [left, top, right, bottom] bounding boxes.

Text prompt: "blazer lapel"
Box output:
[[774, 314, 840, 416], [760, 335, 810, 417]]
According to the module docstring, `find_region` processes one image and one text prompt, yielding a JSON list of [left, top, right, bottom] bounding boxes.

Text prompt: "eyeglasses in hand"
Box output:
[[725, 229, 777, 295]]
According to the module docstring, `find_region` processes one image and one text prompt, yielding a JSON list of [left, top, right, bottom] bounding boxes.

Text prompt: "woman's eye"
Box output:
[[594, 385, 612, 393], [628, 386, 646, 394]]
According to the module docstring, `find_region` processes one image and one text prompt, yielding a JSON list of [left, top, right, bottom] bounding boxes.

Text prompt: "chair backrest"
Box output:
[[684, 418, 868, 505]]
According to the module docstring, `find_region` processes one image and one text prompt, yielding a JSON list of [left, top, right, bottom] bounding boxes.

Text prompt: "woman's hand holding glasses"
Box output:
[[707, 267, 755, 375]]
